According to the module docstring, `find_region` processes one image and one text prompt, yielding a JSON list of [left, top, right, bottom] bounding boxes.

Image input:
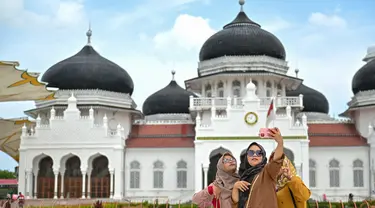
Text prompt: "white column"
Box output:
[[87, 169, 92, 199], [53, 170, 59, 199], [194, 141, 203, 193], [26, 170, 33, 199], [33, 171, 38, 199], [301, 140, 310, 186], [60, 170, 65, 199], [113, 149, 124, 199], [109, 169, 114, 198], [81, 171, 87, 199], [203, 165, 209, 187], [17, 152, 27, 195]]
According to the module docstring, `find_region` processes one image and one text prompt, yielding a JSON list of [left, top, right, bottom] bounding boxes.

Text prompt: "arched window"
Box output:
[[232, 80, 241, 97], [266, 81, 272, 97], [205, 84, 212, 97], [309, 159, 316, 187], [217, 82, 224, 97], [153, 160, 164, 188], [277, 83, 282, 96], [252, 80, 258, 95], [353, 159, 364, 187], [329, 159, 340, 187], [130, 161, 140, 189], [177, 160, 187, 188]]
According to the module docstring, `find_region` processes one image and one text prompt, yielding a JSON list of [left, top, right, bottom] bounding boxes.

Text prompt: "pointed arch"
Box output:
[[283, 147, 294, 163], [329, 159, 340, 187], [177, 160, 187, 188], [130, 160, 140, 189], [309, 159, 316, 187], [153, 160, 164, 188], [353, 159, 364, 187]]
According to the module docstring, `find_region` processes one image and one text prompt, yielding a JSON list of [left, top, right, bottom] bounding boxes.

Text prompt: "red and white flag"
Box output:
[[266, 97, 276, 127]]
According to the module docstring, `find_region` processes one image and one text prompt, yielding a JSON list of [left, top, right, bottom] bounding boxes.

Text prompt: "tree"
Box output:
[[0, 169, 16, 179]]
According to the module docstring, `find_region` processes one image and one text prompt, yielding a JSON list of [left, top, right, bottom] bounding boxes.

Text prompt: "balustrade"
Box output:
[[189, 95, 303, 110]]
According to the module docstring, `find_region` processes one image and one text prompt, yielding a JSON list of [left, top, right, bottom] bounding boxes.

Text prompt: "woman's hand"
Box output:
[[269, 128, 283, 145], [234, 181, 250, 192]]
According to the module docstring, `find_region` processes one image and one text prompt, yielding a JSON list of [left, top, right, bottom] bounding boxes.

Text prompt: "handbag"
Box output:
[[288, 187, 297, 208]]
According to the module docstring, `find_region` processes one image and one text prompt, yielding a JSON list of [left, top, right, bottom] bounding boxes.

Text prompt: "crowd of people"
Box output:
[[1, 192, 24, 208], [192, 128, 311, 208]]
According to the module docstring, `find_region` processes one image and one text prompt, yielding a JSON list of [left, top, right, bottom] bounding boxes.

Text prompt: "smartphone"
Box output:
[[259, 128, 272, 138]]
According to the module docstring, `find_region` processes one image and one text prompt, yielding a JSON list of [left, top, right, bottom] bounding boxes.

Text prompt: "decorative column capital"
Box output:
[[109, 168, 115, 174]]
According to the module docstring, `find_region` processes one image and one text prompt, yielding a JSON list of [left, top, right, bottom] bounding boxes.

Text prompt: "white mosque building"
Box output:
[[16, 1, 375, 202]]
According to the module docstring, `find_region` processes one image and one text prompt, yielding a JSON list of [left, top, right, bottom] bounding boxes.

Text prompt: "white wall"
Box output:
[[125, 148, 195, 199], [309, 146, 370, 201]]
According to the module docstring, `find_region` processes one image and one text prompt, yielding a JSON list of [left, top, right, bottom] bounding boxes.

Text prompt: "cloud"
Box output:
[[109, 0, 204, 29], [0, 0, 86, 28], [153, 14, 216, 52], [308, 12, 346, 28]]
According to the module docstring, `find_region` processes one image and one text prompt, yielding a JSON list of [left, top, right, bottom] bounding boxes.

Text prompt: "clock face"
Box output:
[[245, 112, 258, 125]]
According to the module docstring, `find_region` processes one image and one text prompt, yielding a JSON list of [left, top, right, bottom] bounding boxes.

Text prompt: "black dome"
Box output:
[[286, 84, 329, 114], [42, 45, 134, 95], [142, 80, 196, 116], [199, 11, 286, 62], [352, 59, 375, 94]]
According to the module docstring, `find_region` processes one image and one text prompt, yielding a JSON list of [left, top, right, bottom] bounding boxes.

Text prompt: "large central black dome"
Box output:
[[286, 84, 329, 114], [199, 10, 286, 62], [42, 31, 134, 95]]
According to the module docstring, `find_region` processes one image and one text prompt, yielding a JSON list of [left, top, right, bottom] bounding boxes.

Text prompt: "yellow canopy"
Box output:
[[0, 61, 55, 102], [0, 118, 33, 162]]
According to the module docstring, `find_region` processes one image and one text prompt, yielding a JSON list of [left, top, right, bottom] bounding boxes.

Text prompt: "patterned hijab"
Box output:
[[213, 152, 240, 207], [276, 156, 297, 191]]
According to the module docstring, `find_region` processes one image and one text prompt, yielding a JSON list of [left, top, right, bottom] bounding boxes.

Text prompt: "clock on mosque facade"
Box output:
[[244, 112, 258, 125]]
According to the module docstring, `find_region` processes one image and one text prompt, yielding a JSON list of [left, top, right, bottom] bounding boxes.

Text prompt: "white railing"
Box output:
[[189, 95, 303, 110]]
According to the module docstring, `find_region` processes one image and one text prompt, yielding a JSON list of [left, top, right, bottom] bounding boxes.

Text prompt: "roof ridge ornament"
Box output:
[[86, 22, 92, 45], [239, 0, 245, 12], [171, 70, 176, 81]]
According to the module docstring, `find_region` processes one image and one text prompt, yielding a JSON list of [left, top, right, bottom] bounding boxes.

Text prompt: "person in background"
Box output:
[[192, 152, 239, 208], [232, 127, 285, 208], [276, 156, 311, 208], [17, 192, 25, 208]]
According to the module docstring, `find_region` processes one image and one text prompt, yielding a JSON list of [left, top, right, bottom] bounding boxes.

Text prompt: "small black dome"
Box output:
[[199, 11, 286, 62], [286, 84, 329, 114], [352, 59, 375, 94], [42, 44, 134, 95], [142, 79, 196, 116]]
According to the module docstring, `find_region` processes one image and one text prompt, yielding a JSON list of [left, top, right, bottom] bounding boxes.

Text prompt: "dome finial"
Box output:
[[295, 68, 299, 78], [86, 21, 92, 45], [171, 70, 176, 81], [239, 0, 245, 11]]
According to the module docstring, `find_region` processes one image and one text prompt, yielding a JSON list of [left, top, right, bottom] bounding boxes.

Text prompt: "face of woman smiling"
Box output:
[[247, 144, 263, 166]]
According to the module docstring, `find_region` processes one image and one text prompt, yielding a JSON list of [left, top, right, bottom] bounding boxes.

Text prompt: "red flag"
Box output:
[[266, 97, 276, 127]]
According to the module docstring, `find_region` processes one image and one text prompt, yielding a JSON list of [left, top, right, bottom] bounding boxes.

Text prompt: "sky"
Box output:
[[0, 0, 374, 170]]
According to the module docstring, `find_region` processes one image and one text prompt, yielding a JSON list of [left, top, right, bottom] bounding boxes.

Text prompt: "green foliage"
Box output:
[[0, 170, 16, 179]]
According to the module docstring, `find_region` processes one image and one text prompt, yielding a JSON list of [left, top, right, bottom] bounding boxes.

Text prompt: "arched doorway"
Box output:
[[207, 147, 231, 185], [37, 156, 54, 198], [64, 156, 82, 198], [90, 155, 110, 198], [284, 148, 295, 163]]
